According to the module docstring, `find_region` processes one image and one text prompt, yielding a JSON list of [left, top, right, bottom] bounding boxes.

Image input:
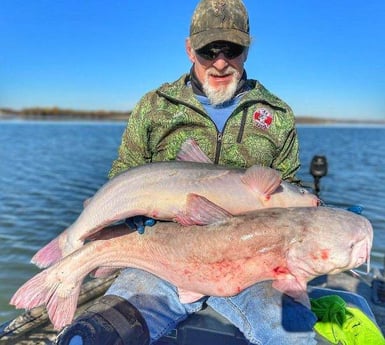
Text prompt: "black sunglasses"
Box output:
[[196, 42, 245, 61]]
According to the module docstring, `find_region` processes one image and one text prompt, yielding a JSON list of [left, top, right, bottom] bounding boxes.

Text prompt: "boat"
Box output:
[[1, 156, 384, 344], [1, 270, 385, 344]]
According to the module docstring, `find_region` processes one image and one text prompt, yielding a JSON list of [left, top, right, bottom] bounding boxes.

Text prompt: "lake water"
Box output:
[[1, 120, 384, 323]]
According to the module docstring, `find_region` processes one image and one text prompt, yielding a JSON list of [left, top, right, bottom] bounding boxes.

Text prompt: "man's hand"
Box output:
[[347, 205, 364, 215], [124, 216, 156, 234]]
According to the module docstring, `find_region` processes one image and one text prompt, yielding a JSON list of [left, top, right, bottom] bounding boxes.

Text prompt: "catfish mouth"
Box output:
[[327, 237, 371, 275], [292, 236, 372, 278], [330, 214, 373, 275], [351, 220, 373, 274], [352, 238, 371, 273]]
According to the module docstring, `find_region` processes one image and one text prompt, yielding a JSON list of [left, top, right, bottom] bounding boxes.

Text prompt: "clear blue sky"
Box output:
[[1, 0, 384, 119]]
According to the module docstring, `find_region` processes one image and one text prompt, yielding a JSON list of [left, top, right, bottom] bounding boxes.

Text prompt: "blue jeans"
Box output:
[[106, 268, 318, 345]]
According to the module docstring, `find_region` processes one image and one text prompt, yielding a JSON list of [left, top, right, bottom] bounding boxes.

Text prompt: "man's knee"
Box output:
[[55, 295, 150, 345]]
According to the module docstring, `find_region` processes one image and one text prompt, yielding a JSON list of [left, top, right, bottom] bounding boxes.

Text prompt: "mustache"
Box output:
[[206, 66, 238, 77]]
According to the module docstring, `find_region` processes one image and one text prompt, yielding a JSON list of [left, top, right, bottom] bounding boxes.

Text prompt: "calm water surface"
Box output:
[[1, 120, 384, 322]]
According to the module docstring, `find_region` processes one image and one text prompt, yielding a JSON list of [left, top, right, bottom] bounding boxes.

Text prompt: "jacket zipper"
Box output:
[[214, 132, 222, 164], [237, 108, 248, 143]]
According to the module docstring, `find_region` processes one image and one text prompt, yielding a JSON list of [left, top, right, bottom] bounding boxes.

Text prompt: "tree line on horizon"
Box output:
[[0, 106, 131, 119]]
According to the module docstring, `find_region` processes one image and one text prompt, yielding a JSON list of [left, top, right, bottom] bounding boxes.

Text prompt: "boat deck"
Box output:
[[1, 270, 384, 345]]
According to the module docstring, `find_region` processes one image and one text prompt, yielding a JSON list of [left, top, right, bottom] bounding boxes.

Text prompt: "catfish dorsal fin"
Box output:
[[176, 138, 213, 163], [241, 166, 281, 196]]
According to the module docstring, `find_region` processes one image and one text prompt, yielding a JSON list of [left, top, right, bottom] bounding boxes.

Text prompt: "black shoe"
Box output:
[[55, 295, 150, 345]]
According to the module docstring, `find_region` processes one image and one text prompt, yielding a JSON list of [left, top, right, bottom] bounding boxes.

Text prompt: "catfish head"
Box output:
[[272, 207, 373, 307], [267, 181, 320, 208], [288, 207, 373, 280]]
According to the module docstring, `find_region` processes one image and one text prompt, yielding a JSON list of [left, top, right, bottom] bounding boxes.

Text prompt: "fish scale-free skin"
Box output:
[[31, 161, 319, 268], [12, 207, 372, 330]]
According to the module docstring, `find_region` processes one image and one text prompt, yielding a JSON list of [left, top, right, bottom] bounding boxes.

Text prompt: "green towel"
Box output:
[[311, 295, 385, 345]]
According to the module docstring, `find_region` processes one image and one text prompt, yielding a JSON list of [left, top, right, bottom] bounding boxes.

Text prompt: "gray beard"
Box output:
[[202, 69, 240, 106]]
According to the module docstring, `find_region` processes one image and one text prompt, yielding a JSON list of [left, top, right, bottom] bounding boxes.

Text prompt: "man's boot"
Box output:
[[55, 295, 150, 345]]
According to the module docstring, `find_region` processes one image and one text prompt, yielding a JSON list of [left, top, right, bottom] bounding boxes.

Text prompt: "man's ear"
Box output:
[[185, 38, 196, 63]]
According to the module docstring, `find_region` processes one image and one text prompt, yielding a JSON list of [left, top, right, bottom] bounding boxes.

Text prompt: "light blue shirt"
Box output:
[[195, 94, 244, 132]]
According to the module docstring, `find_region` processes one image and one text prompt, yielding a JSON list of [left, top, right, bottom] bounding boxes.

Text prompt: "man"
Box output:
[[56, 1, 319, 344]]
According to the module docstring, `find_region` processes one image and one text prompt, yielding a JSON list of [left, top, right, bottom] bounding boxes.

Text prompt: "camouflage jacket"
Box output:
[[109, 73, 300, 181]]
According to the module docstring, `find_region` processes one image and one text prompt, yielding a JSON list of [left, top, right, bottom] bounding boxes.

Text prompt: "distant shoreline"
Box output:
[[0, 107, 130, 122], [0, 107, 384, 125]]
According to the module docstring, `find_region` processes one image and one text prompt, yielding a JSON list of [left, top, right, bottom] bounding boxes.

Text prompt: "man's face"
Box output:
[[186, 40, 248, 105]]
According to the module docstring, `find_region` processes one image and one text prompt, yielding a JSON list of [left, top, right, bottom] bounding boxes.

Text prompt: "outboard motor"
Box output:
[[310, 155, 328, 196]]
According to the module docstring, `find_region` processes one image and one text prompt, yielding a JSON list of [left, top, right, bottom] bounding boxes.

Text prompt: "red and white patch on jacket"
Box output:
[[253, 108, 273, 130]]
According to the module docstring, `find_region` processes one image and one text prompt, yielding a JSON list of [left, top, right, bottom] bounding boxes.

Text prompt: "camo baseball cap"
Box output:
[[189, 0, 250, 50]]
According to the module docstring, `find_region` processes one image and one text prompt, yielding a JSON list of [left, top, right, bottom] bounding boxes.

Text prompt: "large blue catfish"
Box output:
[[32, 140, 319, 268], [12, 207, 372, 330]]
